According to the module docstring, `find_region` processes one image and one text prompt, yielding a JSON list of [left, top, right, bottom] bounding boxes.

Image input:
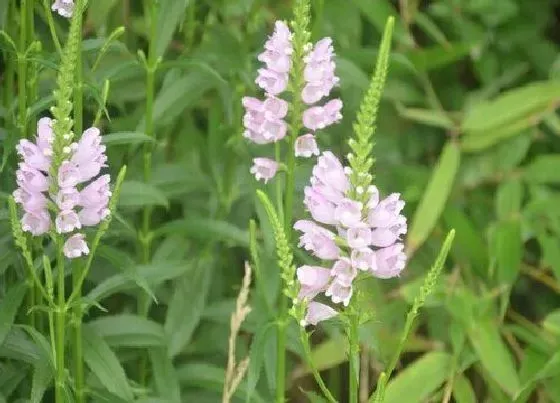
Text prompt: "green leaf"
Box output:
[[514, 350, 560, 402], [87, 314, 166, 347], [523, 155, 560, 184], [383, 352, 453, 403], [462, 123, 532, 152], [102, 131, 153, 146], [462, 80, 560, 133], [118, 180, 169, 209], [155, 0, 190, 58], [0, 283, 27, 346], [246, 322, 275, 402], [86, 261, 193, 304], [165, 257, 213, 357], [408, 141, 460, 253], [493, 220, 522, 285], [150, 348, 181, 403], [178, 362, 266, 403], [82, 325, 134, 401], [453, 374, 476, 403], [349, 0, 412, 46], [467, 317, 520, 396], [30, 360, 53, 403], [154, 218, 249, 247], [495, 179, 523, 220], [294, 336, 347, 378], [405, 42, 473, 72], [396, 105, 455, 129]]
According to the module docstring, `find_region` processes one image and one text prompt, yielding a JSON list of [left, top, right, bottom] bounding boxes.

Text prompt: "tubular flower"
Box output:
[[52, 0, 74, 18], [13, 117, 111, 259], [294, 152, 407, 324]]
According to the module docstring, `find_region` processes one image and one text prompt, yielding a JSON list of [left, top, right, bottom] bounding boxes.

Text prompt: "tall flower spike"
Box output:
[[293, 19, 400, 325], [13, 121, 111, 258]]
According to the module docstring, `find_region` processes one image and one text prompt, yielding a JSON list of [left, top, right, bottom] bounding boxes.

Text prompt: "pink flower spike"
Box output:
[[295, 134, 320, 158], [373, 243, 406, 279], [250, 158, 278, 183], [21, 210, 51, 236], [55, 210, 81, 233], [52, 0, 74, 18], [334, 198, 363, 228], [63, 233, 89, 259], [325, 279, 353, 306], [351, 247, 376, 271], [296, 266, 332, 300], [347, 226, 372, 249], [303, 302, 337, 326], [331, 258, 356, 287], [58, 161, 81, 188], [294, 220, 340, 260]]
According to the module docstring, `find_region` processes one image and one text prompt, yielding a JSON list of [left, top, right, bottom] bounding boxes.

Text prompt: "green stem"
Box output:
[[43, 0, 63, 55], [72, 15, 85, 402], [17, 0, 27, 140], [348, 313, 360, 403], [276, 3, 308, 399], [300, 328, 337, 403], [139, 0, 158, 385], [55, 242, 66, 403]]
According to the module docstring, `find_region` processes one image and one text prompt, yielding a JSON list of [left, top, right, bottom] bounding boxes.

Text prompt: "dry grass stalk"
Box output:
[[222, 261, 253, 403]]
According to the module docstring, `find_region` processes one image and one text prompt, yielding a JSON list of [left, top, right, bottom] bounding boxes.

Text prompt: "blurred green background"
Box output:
[[1, 0, 560, 401]]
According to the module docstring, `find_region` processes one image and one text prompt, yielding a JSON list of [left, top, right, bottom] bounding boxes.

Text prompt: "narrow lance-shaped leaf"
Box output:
[[408, 141, 460, 254]]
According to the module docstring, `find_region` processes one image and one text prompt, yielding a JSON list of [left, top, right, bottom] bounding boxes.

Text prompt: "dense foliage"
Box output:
[[1, 0, 560, 402]]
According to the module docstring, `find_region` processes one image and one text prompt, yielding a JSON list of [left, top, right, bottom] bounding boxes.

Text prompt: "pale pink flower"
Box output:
[[58, 161, 81, 188], [257, 21, 293, 74], [330, 258, 356, 287], [295, 134, 320, 157], [303, 186, 337, 225], [55, 210, 81, 233], [79, 174, 111, 208], [263, 96, 289, 119], [71, 127, 107, 183], [36, 117, 54, 153], [16, 164, 49, 193], [303, 302, 337, 326], [13, 188, 47, 212], [370, 215, 407, 247], [78, 206, 110, 227], [347, 226, 372, 249], [294, 220, 340, 260], [16, 140, 51, 172], [373, 243, 406, 279], [63, 233, 89, 258], [334, 198, 363, 228], [296, 266, 332, 300], [21, 211, 51, 236], [368, 193, 405, 228], [55, 187, 80, 210], [250, 158, 278, 183], [302, 38, 339, 104], [312, 151, 349, 196], [351, 247, 375, 271], [52, 0, 74, 18], [325, 279, 353, 306], [256, 69, 288, 95]]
